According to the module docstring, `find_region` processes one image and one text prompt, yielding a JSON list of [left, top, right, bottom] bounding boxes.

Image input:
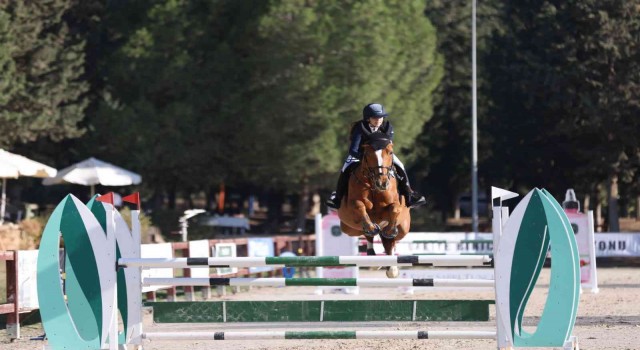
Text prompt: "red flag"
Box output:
[[97, 192, 115, 205], [123, 192, 141, 210]]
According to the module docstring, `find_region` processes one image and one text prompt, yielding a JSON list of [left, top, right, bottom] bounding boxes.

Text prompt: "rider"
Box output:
[[326, 103, 426, 209]]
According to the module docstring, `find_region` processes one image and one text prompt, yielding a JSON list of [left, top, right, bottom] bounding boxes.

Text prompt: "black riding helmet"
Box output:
[[362, 103, 388, 120]]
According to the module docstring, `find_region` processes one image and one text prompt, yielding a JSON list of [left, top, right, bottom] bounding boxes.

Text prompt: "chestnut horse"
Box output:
[[337, 133, 410, 278]]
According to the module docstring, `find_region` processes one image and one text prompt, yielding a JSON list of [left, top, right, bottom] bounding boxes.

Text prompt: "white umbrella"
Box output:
[[0, 149, 58, 223], [42, 157, 142, 196]]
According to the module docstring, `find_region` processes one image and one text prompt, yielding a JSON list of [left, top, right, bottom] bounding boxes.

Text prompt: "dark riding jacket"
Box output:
[[348, 120, 394, 158]]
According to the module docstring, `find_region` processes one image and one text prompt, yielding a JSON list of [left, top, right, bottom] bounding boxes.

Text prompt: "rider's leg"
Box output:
[[392, 155, 426, 208], [326, 156, 358, 209]]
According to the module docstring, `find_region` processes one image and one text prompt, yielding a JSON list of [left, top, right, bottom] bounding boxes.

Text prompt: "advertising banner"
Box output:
[[594, 233, 640, 257], [248, 238, 275, 274]]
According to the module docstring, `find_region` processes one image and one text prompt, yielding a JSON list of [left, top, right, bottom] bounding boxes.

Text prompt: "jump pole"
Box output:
[[119, 254, 492, 268], [143, 330, 497, 341]]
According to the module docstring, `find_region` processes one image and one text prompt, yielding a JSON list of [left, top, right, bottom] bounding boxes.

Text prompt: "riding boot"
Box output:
[[326, 170, 350, 209], [394, 166, 426, 208]]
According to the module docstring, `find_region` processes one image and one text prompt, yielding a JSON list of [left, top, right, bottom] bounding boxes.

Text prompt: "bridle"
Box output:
[[358, 149, 396, 192]]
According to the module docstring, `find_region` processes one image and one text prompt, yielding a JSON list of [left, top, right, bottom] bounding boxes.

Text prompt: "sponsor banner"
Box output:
[[566, 211, 596, 285], [18, 250, 39, 309], [248, 238, 275, 273], [400, 268, 494, 280], [213, 243, 237, 275], [594, 232, 640, 257], [361, 232, 493, 256]]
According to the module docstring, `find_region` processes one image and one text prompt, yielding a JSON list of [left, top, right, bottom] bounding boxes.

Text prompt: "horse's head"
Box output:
[[361, 134, 395, 191]]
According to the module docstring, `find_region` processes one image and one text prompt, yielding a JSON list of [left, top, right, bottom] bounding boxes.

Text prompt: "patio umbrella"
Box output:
[[0, 149, 57, 223], [42, 157, 142, 196]]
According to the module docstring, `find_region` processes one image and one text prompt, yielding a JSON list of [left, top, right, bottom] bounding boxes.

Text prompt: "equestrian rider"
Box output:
[[326, 103, 426, 209]]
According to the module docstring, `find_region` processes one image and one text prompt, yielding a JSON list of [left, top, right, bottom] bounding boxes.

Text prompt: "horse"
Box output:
[[337, 133, 411, 278]]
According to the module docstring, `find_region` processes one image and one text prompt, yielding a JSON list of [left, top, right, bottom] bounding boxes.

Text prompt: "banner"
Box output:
[[594, 232, 640, 257], [213, 243, 237, 275], [248, 238, 274, 273], [565, 210, 598, 292]]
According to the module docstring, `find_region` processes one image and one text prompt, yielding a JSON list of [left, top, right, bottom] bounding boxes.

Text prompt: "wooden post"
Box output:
[[2, 251, 20, 339]]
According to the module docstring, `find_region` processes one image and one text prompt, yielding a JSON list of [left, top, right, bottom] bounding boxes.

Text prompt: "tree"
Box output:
[[240, 0, 443, 189], [0, 1, 89, 148], [416, 0, 501, 218], [84, 0, 269, 207], [485, 1, 640, 229]]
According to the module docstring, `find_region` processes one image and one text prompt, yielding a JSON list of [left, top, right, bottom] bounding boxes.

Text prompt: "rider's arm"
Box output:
[[386, 122, 395, 141], [348, 124, 363, 158]]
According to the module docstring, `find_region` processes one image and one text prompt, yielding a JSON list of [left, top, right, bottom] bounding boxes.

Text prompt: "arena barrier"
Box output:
[[36, 187, 580, 349]]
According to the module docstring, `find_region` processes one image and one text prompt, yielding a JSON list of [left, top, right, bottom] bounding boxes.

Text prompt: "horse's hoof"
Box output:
[[386, 266, 399, 278], [366, 248, 376, 256], [380, 227, 398, 240], [363, 223, 381, 237]]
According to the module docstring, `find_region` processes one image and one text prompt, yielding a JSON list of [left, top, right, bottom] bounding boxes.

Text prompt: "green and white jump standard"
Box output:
[[36, 187, 581, 349]]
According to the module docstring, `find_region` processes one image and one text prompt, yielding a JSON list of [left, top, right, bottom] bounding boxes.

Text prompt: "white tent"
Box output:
[[43, 157, 141, 196], [0, 149, 57, 223]]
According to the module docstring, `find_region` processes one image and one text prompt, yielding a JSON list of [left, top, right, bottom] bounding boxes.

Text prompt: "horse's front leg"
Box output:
[[380, 203, 402, 240], [352, 199, 380, 237], [381, 237, 399, 278]]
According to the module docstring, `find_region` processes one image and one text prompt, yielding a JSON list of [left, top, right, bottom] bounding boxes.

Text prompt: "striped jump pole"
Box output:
[[143, 330, 497, 341], [142, 277, 495, 288], [119, 255, 492, 268]]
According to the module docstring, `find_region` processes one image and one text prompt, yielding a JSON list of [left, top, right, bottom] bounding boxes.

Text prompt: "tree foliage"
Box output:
[[416, 0, 500, 213], [0, 1, 89, 147], [238, 0, 443, 191], [485, 0, 640, 194]]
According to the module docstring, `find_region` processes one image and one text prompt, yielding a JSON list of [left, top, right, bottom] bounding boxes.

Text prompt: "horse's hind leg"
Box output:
[[381, 237, 399, 278], [365, 236, 376, 256]]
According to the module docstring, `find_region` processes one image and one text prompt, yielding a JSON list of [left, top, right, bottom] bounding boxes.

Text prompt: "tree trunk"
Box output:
[[583, 194, 590, 213], [151, 188, 165, 210], [607, 174, 620, 232], [265, 190, 284, 234], [636, 195, 640, 221], [295, 180, 310, 232], [206, 186, 217, 211], [167, 183, 177, 209], [453, 196, 461, 220]]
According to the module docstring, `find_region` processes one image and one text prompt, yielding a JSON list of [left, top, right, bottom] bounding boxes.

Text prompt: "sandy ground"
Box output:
[[2, 267, 639, 350]]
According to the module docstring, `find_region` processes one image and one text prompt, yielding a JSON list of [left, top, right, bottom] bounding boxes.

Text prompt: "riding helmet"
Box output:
[[362, 103, 388, 120]]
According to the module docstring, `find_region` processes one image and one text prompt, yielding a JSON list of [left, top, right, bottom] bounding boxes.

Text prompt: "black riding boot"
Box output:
[[394, 166, 426, 208], [326, 170, 350, 209]]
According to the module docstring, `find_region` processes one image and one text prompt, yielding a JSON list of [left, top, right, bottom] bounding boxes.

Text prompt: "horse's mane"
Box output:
[[364, 132, 391, 151]]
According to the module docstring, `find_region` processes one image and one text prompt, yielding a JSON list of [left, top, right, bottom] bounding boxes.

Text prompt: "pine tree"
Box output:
[[0, 1, 89, 147]]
